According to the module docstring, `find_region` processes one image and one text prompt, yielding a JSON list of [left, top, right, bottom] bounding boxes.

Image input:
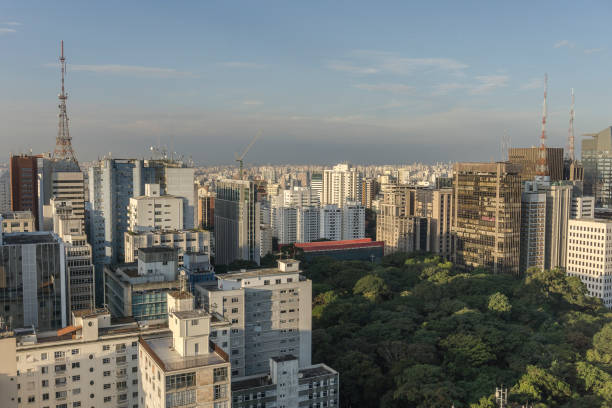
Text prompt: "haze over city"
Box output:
[[2, 0, 612, 164]]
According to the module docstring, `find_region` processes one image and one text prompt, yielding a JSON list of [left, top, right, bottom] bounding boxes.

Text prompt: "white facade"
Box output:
[[322, 163, 362, 207], [275, 206, 297, 245], [124, 229, 210, 264], [320, 205, 342, 241], [128, 188, 184, 233], [571, 196, 595, 219], [342, 201, 365, 240], [567, 218, 612, 307], [283, 187, 320, 207], [297, 206, 320, 243]]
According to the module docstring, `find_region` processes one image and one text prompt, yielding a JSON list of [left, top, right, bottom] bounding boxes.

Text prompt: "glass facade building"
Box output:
[[583, 127, 612, 208]]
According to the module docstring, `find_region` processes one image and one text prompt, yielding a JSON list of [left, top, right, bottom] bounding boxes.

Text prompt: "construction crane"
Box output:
[[235, 131, 261, 179]]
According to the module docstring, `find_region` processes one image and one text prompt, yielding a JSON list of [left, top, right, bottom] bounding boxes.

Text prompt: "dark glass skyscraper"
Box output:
[[582, 127, 612, 208]]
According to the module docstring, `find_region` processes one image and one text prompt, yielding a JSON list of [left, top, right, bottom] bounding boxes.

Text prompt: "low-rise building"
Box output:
[[124, 229, 211, 264], [1, 211, 35, 232]]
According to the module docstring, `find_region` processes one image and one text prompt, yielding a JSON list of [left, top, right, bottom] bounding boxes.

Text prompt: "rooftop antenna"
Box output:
[[536, 73, 549, 177], [569, 88, 575, 161], [52, 41, 79, 164]]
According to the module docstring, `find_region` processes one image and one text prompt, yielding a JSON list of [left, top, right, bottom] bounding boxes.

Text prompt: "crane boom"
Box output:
[[235, 131, 261, 179]]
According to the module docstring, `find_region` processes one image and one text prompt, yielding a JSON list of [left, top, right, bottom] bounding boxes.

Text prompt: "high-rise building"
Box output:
[[342, 201, 365, 240], [361, 178, 379, 209], [124, 229, 211, 264], [571, 196, 595, 219], [508, 147, 564, 181], [283, 187, 320, 207], [0, 232, 67, 330], [583, 127, 612, 207], [421, 188, 454, 259], [545, 182, 573, 270], [51, 198, 95, 312], [0, 170, 11, 213], [214, 179, 260, 266], [567, 218, 612, 307], [139, 291, 232, 408], [196, 259, 312, 377], [520, 181, 547, 272], [297, 206, 320, 243], [322, 163, 362, 207], [9, 155, 39, 226], [275, 206, 297, 245], [127, 183, 184, 232], [452, 162, 522, 275], [310, 172, 323, 202], [320, 205, 342, 241], [197, 190, 215, 230]]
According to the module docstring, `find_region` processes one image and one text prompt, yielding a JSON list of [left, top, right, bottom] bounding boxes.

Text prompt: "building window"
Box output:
[[214, 384, 227, 400], [191, 320, 199, 326]]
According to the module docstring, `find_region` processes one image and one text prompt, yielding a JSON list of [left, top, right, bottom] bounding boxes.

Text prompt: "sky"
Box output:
[[1, 1, 612, 165]]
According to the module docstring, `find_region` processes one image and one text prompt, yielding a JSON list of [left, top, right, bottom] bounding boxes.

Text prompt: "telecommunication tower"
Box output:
[[568, 88, 575, 161], [53, 41, 79, 164], [535, 74, 549, 177]]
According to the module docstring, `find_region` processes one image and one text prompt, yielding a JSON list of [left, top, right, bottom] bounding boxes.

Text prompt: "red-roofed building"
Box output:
[[295, 238, 384, 262]]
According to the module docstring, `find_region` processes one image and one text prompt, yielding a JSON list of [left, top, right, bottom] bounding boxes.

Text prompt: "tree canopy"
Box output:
[[303, 254, 612, 407]]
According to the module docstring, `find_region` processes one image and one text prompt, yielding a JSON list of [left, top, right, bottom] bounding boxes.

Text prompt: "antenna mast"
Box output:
[[569, 88, 575, 161], [536, 73, 549, 177], [53, 40, 79, 164]]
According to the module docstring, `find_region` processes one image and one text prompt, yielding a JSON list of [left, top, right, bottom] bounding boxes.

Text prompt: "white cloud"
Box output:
[[519, 77, 542, 91], [243, 100, 263, 106], [3, 21, 21, 26], [554, 40, 575, 49], [222, 61, 265, 69], [330, 52, 468, 76], [354, 83, 414, 93], [44, 63, 193, 77], [0, 28, 16, 34], [432, 82, 471, 96], [584, 48, 604, 54], [381, 57, 468, 75], [328, 62, 379, 75], [470, 75, 509, 94]]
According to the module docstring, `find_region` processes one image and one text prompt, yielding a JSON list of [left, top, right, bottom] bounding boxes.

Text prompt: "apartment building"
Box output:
[[322, 163, 362, 207], [196, 260, 312, 378], [319, 205, 342, 241], [127, 183, 184, 233], [124, 229, 210, 264], [567, 218, 612, 307], [1, 211, 36, 232], [342, 201, 365, 240], [296, 206, 320, 243]]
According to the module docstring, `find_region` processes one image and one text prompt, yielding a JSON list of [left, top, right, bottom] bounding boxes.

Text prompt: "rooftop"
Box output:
[[140, 335, 227, 372], [232, 375, 273, 392], [3, 232, 57, 245], [271, 354, 298, 363], [1, 211, 34, 220], [218, 267, 300, 281], [299, 364, 337, 379], [139, 246, 178, 254], [295, 238, 384, 251], [72, 308, 109, 318]]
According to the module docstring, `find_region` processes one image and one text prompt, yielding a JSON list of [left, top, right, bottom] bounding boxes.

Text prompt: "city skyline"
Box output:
[[2, 1, 612, 164]]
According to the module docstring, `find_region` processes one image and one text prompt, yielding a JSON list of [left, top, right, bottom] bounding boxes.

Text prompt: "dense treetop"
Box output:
[[303, 253, 612, 407]]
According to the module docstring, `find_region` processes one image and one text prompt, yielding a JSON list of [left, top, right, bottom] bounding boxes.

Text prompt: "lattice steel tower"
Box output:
[[53, 40, 78, 164], [536, 73, 549, 177]]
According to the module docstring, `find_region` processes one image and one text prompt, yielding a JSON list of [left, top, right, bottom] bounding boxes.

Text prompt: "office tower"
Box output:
[[104, 247, 180, 322], [214, 179, 260, 266], [567, 218, 612, 307], [583, 127, 612, 207], [508, 147, 564, 181], [52, 199, 95, 312], [571, 196, 595, 218], [0, 169, 10, 213], [9, 154, 39, 226], [124, 229, 210, 264], [310, 172, 323, 202], [452, 162, 522, 275], [275, 206, 298, 245], [0, 232, 67, 330], [197, 259, 312, 377], [342, 201, 365, 240], [139, 291, 232, 408], [89, 158, 195, 302], [37, 169, 87, 232], [198, 190, 215, 229], [259, 224, 273, 257], [283, 187, 320, 207], [1, 211, 35, 232], [546, 183, 573, 270], [564, 159, 584, 182], [520, 181, 547, 271], [0, 308, 168, 408], [127, 183, 184, 232], [361, 178, 379, 209], [297, 206, 320, 243], [322, 163, 362, 207], [419, 188, 454, 259], [232, 356, 339, 408], [320, 205, 342, 241]]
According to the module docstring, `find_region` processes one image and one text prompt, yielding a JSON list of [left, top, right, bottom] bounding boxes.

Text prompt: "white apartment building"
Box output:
[[196, 260, 312, 378], [275, 206, 297, 245], [124, 229, 210, 264], [320, 205, 342, 241], [1, 211, 36, 233], [297, 206, 320, 243], [322, 163, 362, 207], [567, 218, 612, 307], [283, 187, 320, 207], [128, 184, 184, 233], [342, 201, 365, 240], [139, 291, 232, 408], [0, 308, 169, 408], [571, 196, 595, 219]]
